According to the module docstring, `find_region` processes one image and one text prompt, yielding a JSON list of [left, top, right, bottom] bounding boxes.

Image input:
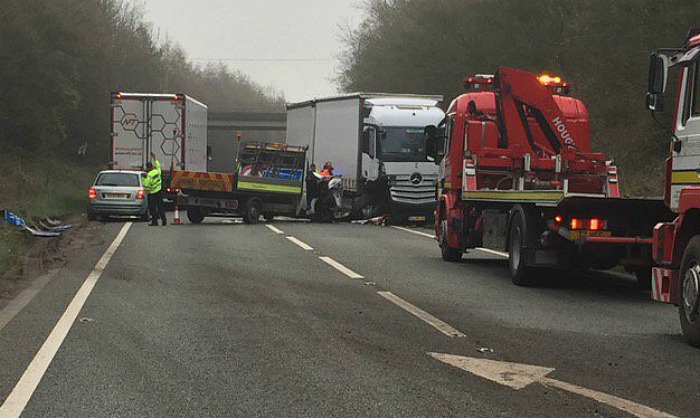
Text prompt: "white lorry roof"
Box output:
[[286, 93, 443, 110]]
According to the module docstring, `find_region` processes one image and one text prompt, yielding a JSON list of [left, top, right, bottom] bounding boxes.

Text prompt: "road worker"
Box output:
[[319, 161, 334, 177], [306, 163, 320, 208], [143, 152, 167, 226]]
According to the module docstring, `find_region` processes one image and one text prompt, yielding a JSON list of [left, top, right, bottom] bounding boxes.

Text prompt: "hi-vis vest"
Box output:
[[143, 160, 162, 194]]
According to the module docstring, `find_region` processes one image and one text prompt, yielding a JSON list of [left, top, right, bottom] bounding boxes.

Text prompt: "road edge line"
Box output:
[[0, 222, 133, 418]]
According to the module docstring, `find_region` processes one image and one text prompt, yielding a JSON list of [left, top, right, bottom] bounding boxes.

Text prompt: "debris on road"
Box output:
[[351, 215, 388, 226], [477, 347, 495, 354], [364, 282, 377, 286], [79, 317, 94, 323], [2, 210, 72, 238]]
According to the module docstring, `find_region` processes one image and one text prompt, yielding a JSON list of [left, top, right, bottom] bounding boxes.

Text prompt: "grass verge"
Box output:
[[0, 149, 97, 277]]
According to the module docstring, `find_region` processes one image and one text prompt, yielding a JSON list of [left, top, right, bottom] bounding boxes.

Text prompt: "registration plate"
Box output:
[[105, 193, 129, 199], [569, 230, 612, 240], [408, 216, 427, 222]]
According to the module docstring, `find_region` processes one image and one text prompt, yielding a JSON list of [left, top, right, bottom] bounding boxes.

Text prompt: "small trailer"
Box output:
[[171, 142, 307, 224]]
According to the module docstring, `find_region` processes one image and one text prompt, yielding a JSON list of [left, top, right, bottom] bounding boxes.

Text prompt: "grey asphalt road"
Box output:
[[0, 216, 696, 417]]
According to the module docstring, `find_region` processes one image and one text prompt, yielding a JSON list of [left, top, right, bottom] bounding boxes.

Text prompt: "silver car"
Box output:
[[87, 170, 149, 221]]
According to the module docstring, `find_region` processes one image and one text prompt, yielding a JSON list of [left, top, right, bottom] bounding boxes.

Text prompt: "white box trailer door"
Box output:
[[313, 98, 361, 182], [150, 98, 186, 172], [183, 96, 208, 172], [111, 97, 148, 170]]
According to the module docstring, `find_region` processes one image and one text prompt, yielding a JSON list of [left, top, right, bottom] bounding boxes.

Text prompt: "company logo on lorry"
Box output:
[[552, 116, 575, 145]]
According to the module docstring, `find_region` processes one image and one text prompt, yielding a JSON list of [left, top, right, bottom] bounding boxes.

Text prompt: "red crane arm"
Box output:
[[494, 67, 575, 157]]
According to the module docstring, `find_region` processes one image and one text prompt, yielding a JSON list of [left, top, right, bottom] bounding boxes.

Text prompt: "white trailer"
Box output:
[[286, 93, 444, 221], [110, 93, 208, 174]]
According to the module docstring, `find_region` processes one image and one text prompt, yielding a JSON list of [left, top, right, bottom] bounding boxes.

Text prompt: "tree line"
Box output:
[[0, 0, 281, 164], [339, 0, 700, 195]]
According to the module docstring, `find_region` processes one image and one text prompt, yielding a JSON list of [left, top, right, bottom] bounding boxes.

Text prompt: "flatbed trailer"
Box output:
[[171, 142, 307, 224]]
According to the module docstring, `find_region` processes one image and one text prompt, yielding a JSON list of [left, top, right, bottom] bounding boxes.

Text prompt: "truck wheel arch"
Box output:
[[673, 209, 700, 268]]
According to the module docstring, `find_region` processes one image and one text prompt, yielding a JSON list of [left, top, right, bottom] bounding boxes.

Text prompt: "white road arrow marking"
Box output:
[[428, 353, 678, 418]]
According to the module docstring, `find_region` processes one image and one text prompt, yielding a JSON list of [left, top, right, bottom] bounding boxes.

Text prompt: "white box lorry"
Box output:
[[286, 93, 445, 221], [110, 92, 208, 199]]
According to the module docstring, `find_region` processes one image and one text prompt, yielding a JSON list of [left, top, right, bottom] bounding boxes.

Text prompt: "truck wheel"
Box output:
[[508, 210, 537, 286], [187, 208, 205, 225], [439, 220, 462, 262], [244, 198, 262, 225], [679, 236, 700, 347], [264, 213, 274, 222]]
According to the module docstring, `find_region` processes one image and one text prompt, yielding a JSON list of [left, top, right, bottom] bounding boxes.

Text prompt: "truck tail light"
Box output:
[[571, 218, 580, 230], [590, 218, 600, 230], [554, 215, 563, 223], [136, 189, 146, 200], [89, 188, 97, 199]]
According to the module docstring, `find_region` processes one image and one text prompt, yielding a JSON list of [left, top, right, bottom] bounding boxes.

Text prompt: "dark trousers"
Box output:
[[148, 190, 167, 224]]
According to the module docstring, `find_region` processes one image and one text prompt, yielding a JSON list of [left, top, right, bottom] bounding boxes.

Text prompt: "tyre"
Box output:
[[187, 208, 205, 225], [508, 209, 538, 286], [263, 213, 274, 222], [678, 236, 700, 347], [439, 219, 462, 262], [243, 198, 262, 224], [87, 211, 97, 221]]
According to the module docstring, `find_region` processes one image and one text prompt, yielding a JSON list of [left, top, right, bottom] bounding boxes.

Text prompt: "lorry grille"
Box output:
[[389, 174, 437, 204]]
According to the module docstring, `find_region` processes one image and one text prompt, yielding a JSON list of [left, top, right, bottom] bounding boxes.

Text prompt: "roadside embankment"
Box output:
[[0, 150, 96, 279]]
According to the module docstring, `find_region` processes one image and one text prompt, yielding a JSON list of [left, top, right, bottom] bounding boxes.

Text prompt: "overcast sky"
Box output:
[[131, 0, 365, 103]]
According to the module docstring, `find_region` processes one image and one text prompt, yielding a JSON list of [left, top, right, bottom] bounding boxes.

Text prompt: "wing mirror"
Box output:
[[647, 53, 669, 112]]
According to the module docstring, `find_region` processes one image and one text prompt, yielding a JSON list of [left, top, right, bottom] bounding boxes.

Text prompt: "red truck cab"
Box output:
[[648, 29, 700, 346]]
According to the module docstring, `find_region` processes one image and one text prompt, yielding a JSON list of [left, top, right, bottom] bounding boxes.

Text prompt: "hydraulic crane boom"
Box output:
[[494, 67, 576, 158]]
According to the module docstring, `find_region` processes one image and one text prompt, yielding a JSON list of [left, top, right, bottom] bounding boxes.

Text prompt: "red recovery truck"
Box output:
[[426, 69, 672, 287], [646, 29, 700, 346]]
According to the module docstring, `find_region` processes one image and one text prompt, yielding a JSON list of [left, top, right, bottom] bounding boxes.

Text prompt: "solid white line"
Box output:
[[265, 224, 284, 234], [542, 377, 678, 418], [476, 247, 509, 258], [286, 236, 314, 251], [0, 223, 132, 418], [319, 256, 364, 279], [0, 270, 58, 333], [391, 226, 508, 258], [378, 291, 466, 338], [391, 226, 435, 239]]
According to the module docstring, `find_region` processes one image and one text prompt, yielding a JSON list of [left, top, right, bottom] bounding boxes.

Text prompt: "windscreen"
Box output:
[[379, 126, 429, 162], [96, 173, 140, 187]]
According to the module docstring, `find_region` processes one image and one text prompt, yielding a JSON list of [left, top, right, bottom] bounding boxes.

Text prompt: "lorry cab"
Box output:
[[362, 97, 445, 219]]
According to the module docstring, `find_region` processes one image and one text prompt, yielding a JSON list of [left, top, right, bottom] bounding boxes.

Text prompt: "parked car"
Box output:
[[87, 170, 148, 221]]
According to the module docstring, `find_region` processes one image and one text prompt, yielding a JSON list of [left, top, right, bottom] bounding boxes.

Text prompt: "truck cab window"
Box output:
[[444, 116, 453, 156], [692, 61, 700, 117]]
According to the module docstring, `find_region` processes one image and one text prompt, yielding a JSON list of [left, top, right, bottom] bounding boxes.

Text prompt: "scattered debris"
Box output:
[[477, 347, 494, 354], [2, 210, 72, 238], [79, 317, 94, 323], [364, 281, 377, 286], [351, 215, 388, 226]]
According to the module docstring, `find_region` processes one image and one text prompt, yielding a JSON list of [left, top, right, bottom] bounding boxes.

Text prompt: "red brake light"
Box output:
[[555, 215, 563, 223], [590, 218, 600, 230], [89, 188, 97, 199], [136, 189, 146, 200], [570, 218, 579, 230]]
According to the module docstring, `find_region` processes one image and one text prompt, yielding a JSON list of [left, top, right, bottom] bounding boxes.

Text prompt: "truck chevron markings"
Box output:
[[428, 353, 678, 418]]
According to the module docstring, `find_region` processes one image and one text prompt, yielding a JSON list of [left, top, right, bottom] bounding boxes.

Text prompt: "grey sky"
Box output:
[[132, 0, 364, 103]]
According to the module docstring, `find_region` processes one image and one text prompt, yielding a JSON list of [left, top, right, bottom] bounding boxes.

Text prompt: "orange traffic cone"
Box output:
[[173, 205, 181, 225]]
